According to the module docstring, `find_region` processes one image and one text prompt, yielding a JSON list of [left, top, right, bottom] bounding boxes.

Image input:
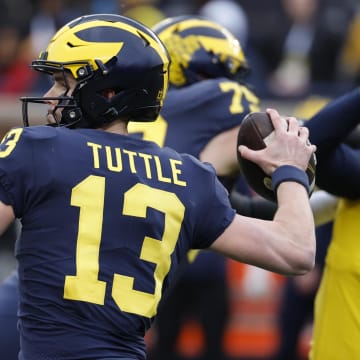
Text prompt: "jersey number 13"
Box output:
[[64, 175, 185, 318]]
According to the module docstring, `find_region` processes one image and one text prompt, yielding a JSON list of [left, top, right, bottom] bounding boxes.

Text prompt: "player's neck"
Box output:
[[98, 120, 129, 135]]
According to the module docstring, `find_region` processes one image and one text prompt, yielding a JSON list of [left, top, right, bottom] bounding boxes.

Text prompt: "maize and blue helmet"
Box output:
[[21, 14, 170, 128], [152, 15, 249, 87]]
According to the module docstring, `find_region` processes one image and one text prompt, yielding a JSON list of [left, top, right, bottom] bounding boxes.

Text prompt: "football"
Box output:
[[237, 112, 316, 202]]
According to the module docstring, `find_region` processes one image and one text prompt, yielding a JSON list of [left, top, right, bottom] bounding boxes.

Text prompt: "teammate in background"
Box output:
[[268, 95, 359, 360], [127, 16, 259, 360], [304, 87, 360, 359], [0, 13, 316, 360]]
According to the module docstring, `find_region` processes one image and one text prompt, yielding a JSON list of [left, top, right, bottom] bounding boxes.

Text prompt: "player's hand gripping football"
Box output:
[[238, 108, 317, 176]]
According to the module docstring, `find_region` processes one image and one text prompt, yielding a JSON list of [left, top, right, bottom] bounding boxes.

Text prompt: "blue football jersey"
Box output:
[[129, 78, 260, 163], [0, 125, 235, 359]]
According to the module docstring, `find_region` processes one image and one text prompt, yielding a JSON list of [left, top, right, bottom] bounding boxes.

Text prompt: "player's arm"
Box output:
[[0, 201, 15, 236], [200, 125, 240, 176], [306, 87, 360, 151], [200, 82, 260, 177], [305, 87, 360, 198], [310, 190, 338, 226], [212, 182, 315, 276], [0, 127, 28, 234], [210, 109, 316, 276]]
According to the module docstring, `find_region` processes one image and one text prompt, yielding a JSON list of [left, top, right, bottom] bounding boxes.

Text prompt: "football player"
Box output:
[[304, 88, 360, 360], [0, 14, 315, 360]]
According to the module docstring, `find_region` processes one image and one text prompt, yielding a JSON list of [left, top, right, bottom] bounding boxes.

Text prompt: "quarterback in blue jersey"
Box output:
[[127, 16, 259, 360], [0, 14, 316, 360]]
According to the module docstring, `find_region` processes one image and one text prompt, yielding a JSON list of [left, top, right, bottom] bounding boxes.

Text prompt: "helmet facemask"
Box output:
[[21, 59, 94, 128]]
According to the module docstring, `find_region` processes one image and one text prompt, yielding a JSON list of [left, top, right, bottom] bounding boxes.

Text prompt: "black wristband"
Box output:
[[272, 165, 309, 194]]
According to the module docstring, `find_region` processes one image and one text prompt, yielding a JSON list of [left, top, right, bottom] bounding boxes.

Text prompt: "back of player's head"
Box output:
[[152, 15, 249, 87], [21, 14, 170, 128]]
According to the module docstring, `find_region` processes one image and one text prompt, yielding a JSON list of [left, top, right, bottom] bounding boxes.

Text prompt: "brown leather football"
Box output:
[[237, 111, 316, 202]]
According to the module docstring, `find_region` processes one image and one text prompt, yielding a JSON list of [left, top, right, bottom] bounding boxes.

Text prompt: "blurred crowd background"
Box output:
[[1, 0, 360, 100], [1, 0, 360, 359]]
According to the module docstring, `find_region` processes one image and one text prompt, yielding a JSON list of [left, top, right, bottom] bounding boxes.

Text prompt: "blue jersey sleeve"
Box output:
[[306, 87, 360, 198], [188, 159, 236, 249], [0, 127, 34, 216]]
